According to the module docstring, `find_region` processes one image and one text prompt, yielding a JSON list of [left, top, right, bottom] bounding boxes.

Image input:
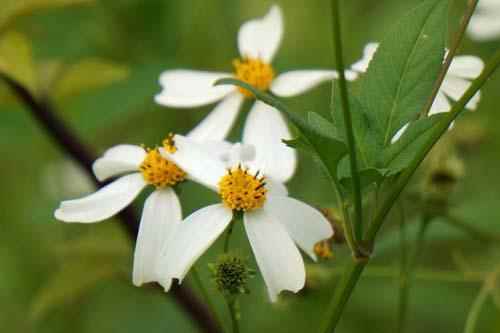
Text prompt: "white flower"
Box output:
[[54, 135, 187, 290], [154, 5, 358, 184], [467, 0, 500, 42], [156, 135, 333, 302]]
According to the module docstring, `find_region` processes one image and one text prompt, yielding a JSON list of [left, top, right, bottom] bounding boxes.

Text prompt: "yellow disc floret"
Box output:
[[162, 133, 177, 153], [314, 240, 334, 260], [233, 57, 275, 97], [218, 165, 267, 211], [139, 148, 185, 188]]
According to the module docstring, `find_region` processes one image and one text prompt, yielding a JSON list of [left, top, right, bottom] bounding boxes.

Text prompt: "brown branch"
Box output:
[[1, 73, 221, 333]]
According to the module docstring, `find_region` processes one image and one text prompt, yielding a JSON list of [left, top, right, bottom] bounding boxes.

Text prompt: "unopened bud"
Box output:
[[209, 254, 254, 296]]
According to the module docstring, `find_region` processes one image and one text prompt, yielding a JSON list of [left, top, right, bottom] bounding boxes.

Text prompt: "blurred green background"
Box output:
[[1, 0, 500, 332]]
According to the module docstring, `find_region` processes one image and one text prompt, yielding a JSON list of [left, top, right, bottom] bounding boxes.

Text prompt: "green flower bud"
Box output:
[[209, 254, 254, 297]]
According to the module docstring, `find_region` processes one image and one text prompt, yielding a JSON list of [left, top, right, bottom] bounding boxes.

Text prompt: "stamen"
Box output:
[[162, 133, 177, 153], [218, 165, 267, 211], [139, 148, 185, 188]]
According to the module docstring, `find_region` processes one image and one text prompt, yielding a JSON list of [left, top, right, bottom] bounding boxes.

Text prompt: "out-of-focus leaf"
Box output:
[[0, 0, 95, 31], [51, 58, 130, 101], [358, 0, 448, 147], [0, 31, 36, 94], [29, 258, 124, 321], [55, 223, 132, 259]]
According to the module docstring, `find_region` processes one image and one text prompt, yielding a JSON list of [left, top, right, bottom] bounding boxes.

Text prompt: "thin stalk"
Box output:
[[191, 267, 225, 333], [398, 217, 431, 333], [226, 299, 240, 333], [0, 73, 221, 333], [318, 50, 500, 333], [224, 220, 235, 253], [444, 215, 500, 242], [464, 284, 490, 333], [330, 0, 363, 241], [397, 204, 409, 333], [420, 0, 480, 117]]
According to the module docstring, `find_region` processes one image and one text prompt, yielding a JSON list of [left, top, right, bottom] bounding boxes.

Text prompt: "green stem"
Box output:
[[226, 299, 240, 333], [330, 0, 363, 241], [398, 217, 431, 333], [191, 267, 225, 333], [420, 0, 480, 117], [397, 204, 409, 333], [224, 220, 235, 253], [464, 284, 490, 333], [318, 50, 500, 333], [443, 215, 500, 242]]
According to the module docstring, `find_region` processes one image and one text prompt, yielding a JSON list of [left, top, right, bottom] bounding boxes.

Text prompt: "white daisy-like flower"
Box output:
[[467, 0, 500, 42], [54, 134, 187, 289], [154, 5, 358, 184], [156, 135, 333, 302]]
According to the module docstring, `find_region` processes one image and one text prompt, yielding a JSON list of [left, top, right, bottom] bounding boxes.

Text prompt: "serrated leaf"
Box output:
[[358, 0, 448, 146], [0, 0, 95, 31], [383, 114, 446, 174], [0, 31, 36, 94], [52, 58, 130, 101]]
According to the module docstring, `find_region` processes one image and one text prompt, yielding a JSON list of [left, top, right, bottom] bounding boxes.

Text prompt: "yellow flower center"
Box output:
[[233, 57, 275, 97], [314, 240, 334, 260], [218, 165, 267, 211], [139, 148, 185, 188]]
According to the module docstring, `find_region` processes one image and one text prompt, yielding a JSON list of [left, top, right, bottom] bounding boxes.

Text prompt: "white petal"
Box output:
[[271, 70, 339, 97], [266, 178, 289, 197], [244, 209, 305, 302], [441, 76, 481, 111], [92, 144, 146, 181], [154, 70, 234, 108], [195, 140, 234, 163], [449, 56, 484, 79], [350, 42, 379, 73], [243, 101, 297, 183], [54, 173, 146, 223], [264, 196, 333, 261], [429, 91, 452, 115], [391, 123, 410, 144], [186, 93, 243, 141], [220, 143, 256, 167], [161, 135, 227, 191], [468, 14, 500, 42], [238, 5, 283, 63], [133, 188, 181, 289], [159, 204, 232, 283]]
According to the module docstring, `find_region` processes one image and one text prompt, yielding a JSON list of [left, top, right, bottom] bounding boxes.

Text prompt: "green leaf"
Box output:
[[52, 58, 130, 101], [0, 0, 95, 31], [337, 156, 387, 194], [215, 78, 348, 186], [331, 83, 382, 168], [358, 0, 448, 146], [383, 114, 446, 175], [0, 32, 36, 94]]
